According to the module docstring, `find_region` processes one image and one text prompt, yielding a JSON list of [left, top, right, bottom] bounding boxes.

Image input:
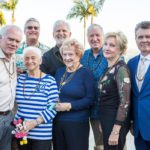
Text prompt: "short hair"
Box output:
[[60, 38, 83, 58], [135, 21, 150, 35], [53, 20, 71, 32], [0, 25, 22, 38], [23, 46, 42, 58], [24, 18, 40, 29], [87, 24, 104, 36], [104, 31, 128, 54]]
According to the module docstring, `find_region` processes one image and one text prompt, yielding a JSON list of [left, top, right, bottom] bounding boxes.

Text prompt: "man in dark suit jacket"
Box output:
[[40, 20, 71, 76], [128, 21, 150, 150]]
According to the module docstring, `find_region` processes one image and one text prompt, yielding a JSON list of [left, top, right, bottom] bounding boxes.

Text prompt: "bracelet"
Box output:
[[35, 119, 40, 126], [111, 130, 119, 135]]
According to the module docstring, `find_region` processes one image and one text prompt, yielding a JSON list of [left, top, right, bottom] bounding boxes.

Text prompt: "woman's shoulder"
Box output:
[[42, 73, 57, 84], [78, 66, 94, 78]]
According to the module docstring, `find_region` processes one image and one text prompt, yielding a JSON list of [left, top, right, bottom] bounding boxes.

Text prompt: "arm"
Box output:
[[24, 79, 58, 131], [40, 54, 49, 74], [108, 66, 131, 145], [56, 69, 95, 111]]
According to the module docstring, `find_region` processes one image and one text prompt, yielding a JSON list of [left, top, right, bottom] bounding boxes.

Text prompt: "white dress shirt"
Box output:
[[136, 54, 150, 91]]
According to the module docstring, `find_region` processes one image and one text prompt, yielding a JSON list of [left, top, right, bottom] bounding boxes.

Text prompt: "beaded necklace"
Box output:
[[2, 58, 15, 79], [87, 52, 103, 72], [58, 64, 81, 93], [23, 71, 42, 100]]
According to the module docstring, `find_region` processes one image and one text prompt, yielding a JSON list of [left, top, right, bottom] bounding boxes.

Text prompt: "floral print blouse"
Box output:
[[98, 60, 131, 125]]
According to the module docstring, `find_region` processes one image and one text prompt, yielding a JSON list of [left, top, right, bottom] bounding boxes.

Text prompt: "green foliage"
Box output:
[[0, 10, 6, 26], [67, 0, 105, 21]]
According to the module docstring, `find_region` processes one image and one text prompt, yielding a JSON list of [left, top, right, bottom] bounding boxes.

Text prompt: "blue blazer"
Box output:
[[128, 55, 150, 140]]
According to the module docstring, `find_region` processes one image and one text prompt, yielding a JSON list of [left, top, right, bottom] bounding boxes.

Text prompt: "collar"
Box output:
[[53, 45, 60, 54], [0, 48, 15, 62], [140, 53, 150, 61], [23, 41, 40, 48], [89, 48, 103, 57], [0, 48, 6, 59]]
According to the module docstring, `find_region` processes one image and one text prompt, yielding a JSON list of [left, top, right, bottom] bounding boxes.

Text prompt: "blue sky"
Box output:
[[3, 0, 150, 57]]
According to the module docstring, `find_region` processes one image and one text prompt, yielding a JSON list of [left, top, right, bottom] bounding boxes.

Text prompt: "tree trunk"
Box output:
[[84, 17, 86, 49], [11, 9, 15, 24], [91, 15, 94, 24]]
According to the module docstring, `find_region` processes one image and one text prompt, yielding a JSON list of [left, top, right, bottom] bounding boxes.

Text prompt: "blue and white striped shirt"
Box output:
[[15, 74, 58, 140]]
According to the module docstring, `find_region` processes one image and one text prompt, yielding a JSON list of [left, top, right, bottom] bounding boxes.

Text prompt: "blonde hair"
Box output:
[[60, 38, 83, 58], [104, 31, 128, 54]]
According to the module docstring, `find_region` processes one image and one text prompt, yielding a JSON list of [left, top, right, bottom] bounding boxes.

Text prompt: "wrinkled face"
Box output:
[[24, 21, 40, 41], [135, 28, 150, 56], [88, 27, 103, 51], [0, 28, 22, 57], [24, 51, 41, 71], [62, 47, 80, 68], [103, 37, 121, 60], [53, 24, 71, 47]]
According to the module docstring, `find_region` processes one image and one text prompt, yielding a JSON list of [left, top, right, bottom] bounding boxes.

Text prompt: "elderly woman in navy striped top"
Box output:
[[15, 46, 58, 150]]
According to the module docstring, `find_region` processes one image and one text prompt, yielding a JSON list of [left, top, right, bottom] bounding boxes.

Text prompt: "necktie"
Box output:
[[137, 58, 147, 90]]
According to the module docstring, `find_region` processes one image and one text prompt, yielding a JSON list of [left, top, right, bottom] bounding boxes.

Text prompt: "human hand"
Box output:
[[55, 103, 71, 111], [108, 131, 119, 146], [23, 120, 36, 132]]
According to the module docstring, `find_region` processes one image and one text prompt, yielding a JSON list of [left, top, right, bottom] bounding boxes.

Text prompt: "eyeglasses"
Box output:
[[26, 26, 39, 30]]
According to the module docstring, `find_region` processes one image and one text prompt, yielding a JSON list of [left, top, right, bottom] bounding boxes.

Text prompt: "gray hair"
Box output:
[[24, 17, 40, 29], [135, 21, 150, 36], [87, 24, 104, 36], [0, 25, 22, 38], [23, 46, 42, 58], [53, 20, 71, 32]]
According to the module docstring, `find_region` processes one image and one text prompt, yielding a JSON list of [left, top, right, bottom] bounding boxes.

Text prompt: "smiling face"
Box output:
[[0, 28, 22, 58], [53, 24, 71, 48], [135, 28, 150, 56], [103, 37, 121, 61], [87, 26, 103, 52], [62, 46, 80, 68], [24, 21, 40, 42], [24, 50, 41, 72]]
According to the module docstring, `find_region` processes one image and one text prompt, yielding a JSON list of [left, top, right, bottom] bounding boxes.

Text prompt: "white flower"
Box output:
[[102, 76, 108, 81], [109, 68, 115, 74], [124, 78, 130, 83]]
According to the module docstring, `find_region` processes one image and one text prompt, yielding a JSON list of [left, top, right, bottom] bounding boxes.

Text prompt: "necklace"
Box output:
[[59, 64, 81, 93], [2, 59, 15, 79], [87, 52, 103, 72], [99, 58, 120, 83], [23, 71, 42, 100]]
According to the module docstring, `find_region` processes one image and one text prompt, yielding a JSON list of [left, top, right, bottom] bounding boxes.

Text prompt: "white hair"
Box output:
[[23, 46, 42, 58]]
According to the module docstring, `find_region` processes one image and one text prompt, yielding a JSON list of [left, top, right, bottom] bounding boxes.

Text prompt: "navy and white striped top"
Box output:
[[15, 73, 58, 140]]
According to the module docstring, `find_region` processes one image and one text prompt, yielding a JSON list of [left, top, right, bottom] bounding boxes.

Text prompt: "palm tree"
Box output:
[[0, 10, 6, 27], [86, 0, 105, 24], [67, 0, 91, 48], [67, 0, 105, 48], [0, 0, 19, 24]]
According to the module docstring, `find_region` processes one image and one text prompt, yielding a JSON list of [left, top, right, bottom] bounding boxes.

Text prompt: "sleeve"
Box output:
[[115, 66, 131, 125], [70, 70, 95, 110], [40, 79, 59, 123], [40, 54, 49, 74]]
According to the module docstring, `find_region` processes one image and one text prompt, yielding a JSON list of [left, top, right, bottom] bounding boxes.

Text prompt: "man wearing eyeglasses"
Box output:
[[16, 18, 50, 74]]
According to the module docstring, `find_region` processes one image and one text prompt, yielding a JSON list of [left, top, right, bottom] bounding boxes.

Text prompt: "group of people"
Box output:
[[0, 18, 150, 150]]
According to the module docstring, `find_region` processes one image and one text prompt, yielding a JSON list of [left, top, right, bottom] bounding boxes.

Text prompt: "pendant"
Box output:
[[61, 81, 66, 86]]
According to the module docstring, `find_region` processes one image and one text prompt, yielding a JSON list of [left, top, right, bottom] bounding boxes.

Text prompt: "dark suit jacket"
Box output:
[[128, 55, 150, 140], [40, 45, 65, 77]]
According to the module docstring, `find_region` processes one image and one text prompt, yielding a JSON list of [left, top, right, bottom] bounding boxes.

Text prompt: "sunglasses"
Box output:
[[27, 26, 39, 30]]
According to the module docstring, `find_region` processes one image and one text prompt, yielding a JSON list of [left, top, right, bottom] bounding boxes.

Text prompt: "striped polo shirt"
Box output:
[[15, 73, 58, 140]]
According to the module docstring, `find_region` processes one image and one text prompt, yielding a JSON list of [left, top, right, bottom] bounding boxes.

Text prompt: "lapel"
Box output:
[[140, 65, 150, 92], [131, 55, 140, 94]]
